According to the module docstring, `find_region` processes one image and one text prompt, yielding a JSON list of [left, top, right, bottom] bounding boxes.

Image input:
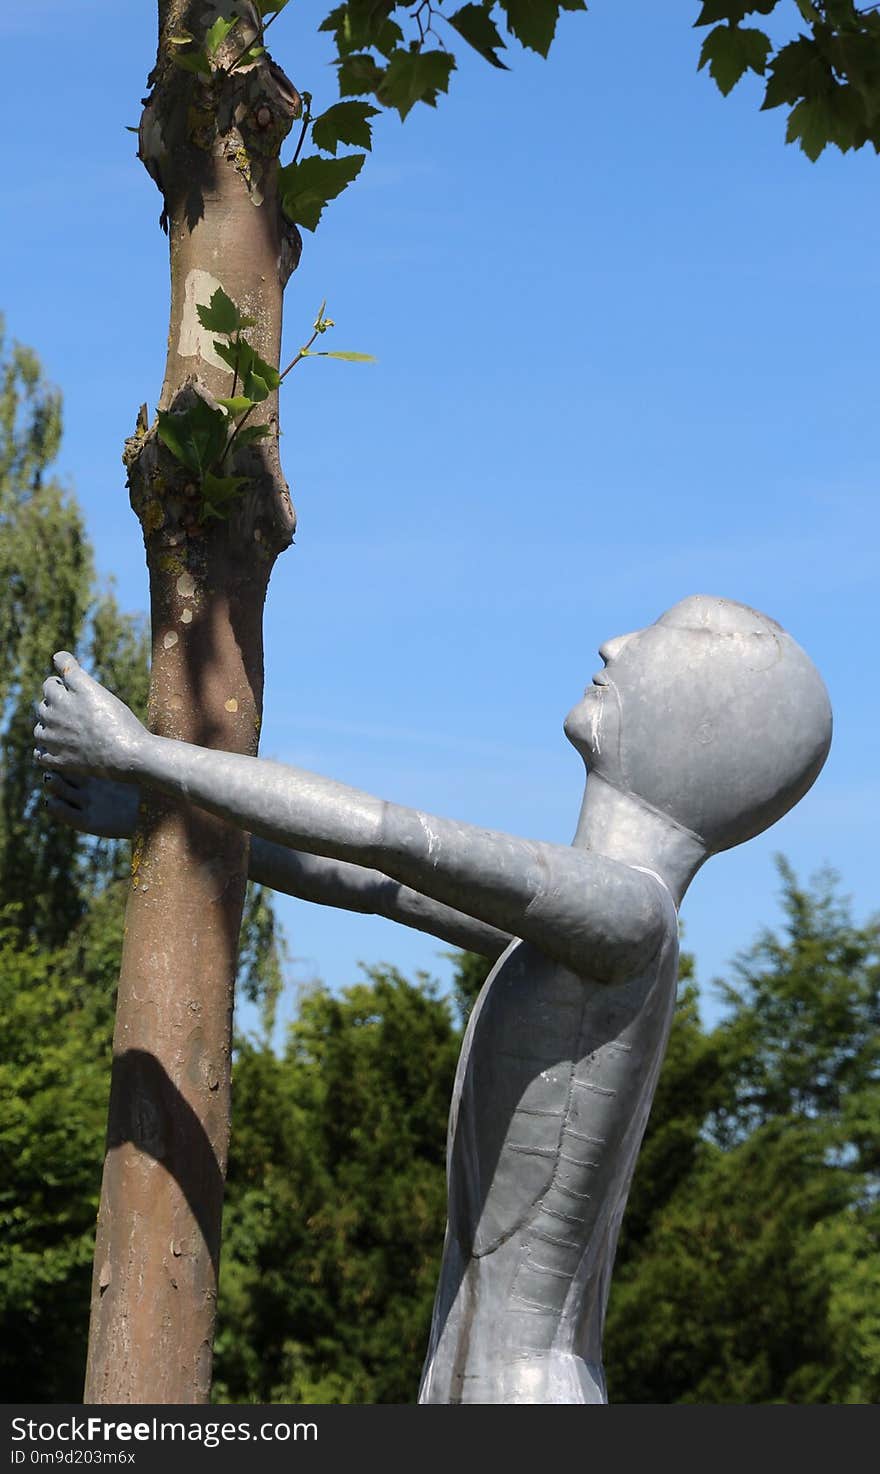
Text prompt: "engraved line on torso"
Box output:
[[572, 1079, 617, 1098], [507, 1143, 558, 1159], [526, 1258, 578, 1281]]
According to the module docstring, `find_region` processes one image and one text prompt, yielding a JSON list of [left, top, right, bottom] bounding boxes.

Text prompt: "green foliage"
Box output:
[[0, 327, 137, 1396], [155, 288, 372, 520], [213, 337, 282, 402], [157, 396, 229, 479], [298, 2, 588, 221], [694, 0, 880, 159], [155, 287, 282, 521], [0, 327, 285, 1401], [377, 48, 456, 119], [277, 153, 366, 231], [171, 48, 214, 76], [201, 472, 251, 521], [213, 865, 880, 1404], [698, 23, 772, 95], [0, 324, 93, 944], [605, 862, 880, 1404], [196, 285, 256, 336], [311, 100, 379, 154], [502, 0, 588, 59], [300, 349, 377, 363], [161, 5, 589, 233], [709, 858, 879, 1151], [205, 16, 238, 57], [449, 947, 493, 1022], [447, 5, 509, 70], [0, 914, 117, 1401], [213, 968, 460, 1403], [230, 423, 273, 451]]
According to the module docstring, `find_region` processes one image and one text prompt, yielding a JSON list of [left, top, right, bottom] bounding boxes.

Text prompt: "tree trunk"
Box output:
[[84, 0, 299, 1403]]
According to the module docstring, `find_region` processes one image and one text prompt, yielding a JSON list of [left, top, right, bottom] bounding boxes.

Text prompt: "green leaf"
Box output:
[[205, 16, 237, 57], [310, 350, 377, 363], [201, 471, 249, 520], [216, 396, 256, 416], [157, 400, 229, 477], [196, 287, 242, 336], [373, 17, 405, 60], [256, 0, 291, 17], [447, 5, 509, 70], [336, 52, 386, 97], [167, 31, 195, 46], [242, 370, 270, 402], [785, 95, 835, 159], [761, 38, 830, 112], [172, 49, 213, 76], [202, 472, 248, 497], [319, 6, 347, 40], [278, 152, 366, 231], [377, 49, 456, 120], [213, 339, 281, 393], [694, 1, 776, 24], [500, 1, 584, 58], [311, 101, 380, 155], [213, 338, 244, 375], [251, 353, 281, 391], [233, 424, 272, 450], [823, 83, 870, 152], [698, 25, 772, 96], [320, 2, 402, 59]]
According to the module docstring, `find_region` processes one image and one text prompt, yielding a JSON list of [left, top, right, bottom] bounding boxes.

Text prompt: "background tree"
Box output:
[[0, 325, 144, 1400], [604, 861, 880, 1405], [213, 966, 461, 1403], [0, 327, 281, 1402], [211, 868, 880, 1404]]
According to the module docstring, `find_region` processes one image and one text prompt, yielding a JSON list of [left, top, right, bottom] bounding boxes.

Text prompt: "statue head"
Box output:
[[564, 596, 832, 855]]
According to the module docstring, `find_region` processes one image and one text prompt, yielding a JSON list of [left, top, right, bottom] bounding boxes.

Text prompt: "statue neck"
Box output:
[[572, 770, 706, 909]]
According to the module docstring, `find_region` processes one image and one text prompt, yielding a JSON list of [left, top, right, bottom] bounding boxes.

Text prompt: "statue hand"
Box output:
[[33, 652, 147, 781], [42, 771, 140, 840]]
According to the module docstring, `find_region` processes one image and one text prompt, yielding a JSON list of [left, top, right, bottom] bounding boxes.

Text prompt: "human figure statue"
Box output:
[[34, 596, 832, 1404]]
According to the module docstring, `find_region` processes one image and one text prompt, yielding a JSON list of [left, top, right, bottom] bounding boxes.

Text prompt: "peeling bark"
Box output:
[[84, 1, 299, 1404]]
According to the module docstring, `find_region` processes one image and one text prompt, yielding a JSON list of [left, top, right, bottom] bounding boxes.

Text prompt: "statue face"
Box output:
[[565, 597, 832, 853]]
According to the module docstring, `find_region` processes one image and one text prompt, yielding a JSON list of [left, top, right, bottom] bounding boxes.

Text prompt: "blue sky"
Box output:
[[2, 1, 877, 1030]]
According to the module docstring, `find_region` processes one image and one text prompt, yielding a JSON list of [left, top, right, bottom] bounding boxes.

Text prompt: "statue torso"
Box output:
[[420, 877, 679, 1404]]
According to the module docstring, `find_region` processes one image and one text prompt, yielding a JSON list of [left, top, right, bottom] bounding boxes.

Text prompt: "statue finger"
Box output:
[[42, 772, 82, 807], [52, 651, 82, 689]]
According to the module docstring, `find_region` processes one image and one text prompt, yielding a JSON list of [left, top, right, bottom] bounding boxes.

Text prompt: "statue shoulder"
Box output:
[[562, 852, 677, 983]]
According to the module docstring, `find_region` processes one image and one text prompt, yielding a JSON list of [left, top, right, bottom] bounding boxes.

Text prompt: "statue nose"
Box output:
[[598, 631, 636, 663]]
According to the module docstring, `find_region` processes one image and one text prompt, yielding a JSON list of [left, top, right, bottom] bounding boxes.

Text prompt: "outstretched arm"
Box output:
[[35, 655, 665, 979], [43, 772, 512, 961]]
